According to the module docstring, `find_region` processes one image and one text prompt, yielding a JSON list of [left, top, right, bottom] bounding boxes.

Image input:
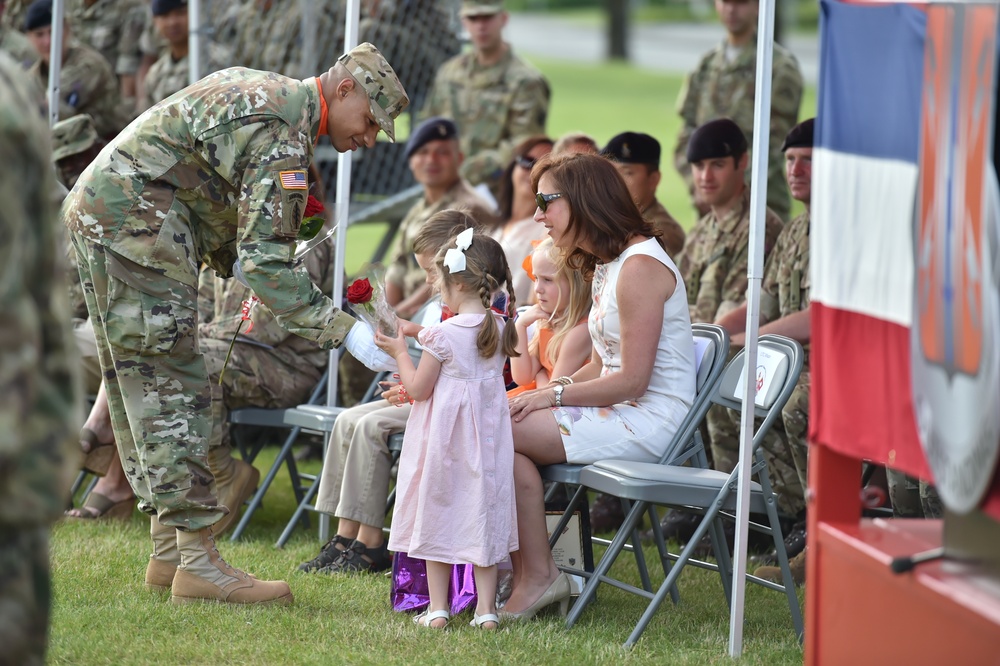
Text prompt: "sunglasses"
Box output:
[[515, 155, 536, 170], [535, 192, 562, 212]]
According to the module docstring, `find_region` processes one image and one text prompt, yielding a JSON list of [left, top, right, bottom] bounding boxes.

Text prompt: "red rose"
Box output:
[[347, 278, 374, 304], [304, 195, 325, 218]]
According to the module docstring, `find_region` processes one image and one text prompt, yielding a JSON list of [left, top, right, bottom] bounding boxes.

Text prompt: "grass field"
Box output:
[[344, 55, 818, 276], [51, 448, 805, 665]]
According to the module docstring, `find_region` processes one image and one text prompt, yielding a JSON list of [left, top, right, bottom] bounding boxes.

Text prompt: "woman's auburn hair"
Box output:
[[530, 152, 662, 279]]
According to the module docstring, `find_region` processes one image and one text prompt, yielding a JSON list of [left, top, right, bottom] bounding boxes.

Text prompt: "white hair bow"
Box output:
[[443, 227, 474, 274]]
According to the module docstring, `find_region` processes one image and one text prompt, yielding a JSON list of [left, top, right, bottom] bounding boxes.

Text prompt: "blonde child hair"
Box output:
[[435, 232, 520, 360], [529, 237, 592, 369]]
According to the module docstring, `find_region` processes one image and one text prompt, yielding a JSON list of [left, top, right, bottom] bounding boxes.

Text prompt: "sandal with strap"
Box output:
[[414, 609, 450, 629], [297, 534, 353, 573], [469, 613, 500, 630], [65, 492, 134, 521], [80, 428, 117, 477], [318, 539, 392, 574]]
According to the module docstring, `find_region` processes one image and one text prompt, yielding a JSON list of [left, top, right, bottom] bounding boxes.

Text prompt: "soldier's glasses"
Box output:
[[515, 155, 536, 170], [535, 192, 562, 212]]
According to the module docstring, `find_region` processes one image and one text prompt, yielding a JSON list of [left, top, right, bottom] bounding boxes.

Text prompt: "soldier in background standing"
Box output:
[[602, 131, 686, 258], [0, 52, 81, 665], [23, 0, 124, 139], [421, 0, 549, 200], [138, 0, 229, 112], [66, 0, 145, 113], [673, 0, 803, 221]]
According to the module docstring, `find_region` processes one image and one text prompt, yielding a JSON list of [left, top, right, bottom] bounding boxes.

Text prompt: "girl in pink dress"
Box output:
[[375, 229, 520, 630]]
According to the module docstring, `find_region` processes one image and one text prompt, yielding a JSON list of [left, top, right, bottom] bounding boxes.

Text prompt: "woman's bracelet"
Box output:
[[552, 376, 574, 386]]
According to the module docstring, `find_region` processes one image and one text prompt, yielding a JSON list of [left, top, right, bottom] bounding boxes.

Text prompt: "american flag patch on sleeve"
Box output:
[[279, 170, 308, 190]]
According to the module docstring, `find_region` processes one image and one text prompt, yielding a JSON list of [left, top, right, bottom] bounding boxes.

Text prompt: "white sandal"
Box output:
[[469, 613, 500, 629], [413, 609, 450, 628]]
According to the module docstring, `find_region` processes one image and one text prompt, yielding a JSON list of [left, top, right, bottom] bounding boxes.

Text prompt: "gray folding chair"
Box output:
[[538, 324, 730, 597], [566, 334, 805, 648]]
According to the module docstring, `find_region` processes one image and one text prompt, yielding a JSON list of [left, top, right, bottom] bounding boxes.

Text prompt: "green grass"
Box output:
[[50, 447, 804, 665]]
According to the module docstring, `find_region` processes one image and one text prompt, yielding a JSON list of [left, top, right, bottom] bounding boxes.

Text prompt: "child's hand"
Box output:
[[516, 304, 547, 328], [398, 318, 423, 338], [375, 327, 408, 360]]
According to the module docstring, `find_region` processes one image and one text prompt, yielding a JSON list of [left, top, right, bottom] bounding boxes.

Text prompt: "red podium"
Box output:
[[805, 447, 1000, 665]]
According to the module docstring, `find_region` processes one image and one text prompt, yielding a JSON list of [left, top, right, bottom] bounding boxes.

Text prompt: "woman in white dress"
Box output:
[[504, 153, 696, 619]]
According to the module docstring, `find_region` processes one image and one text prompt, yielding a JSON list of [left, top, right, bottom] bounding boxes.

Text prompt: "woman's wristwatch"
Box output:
[[553, 384, 564, 408]]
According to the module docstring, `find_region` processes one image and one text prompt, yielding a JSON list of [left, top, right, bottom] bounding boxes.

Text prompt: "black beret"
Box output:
[[602, 132, 661, 168], [686, 118, 748, 163], [23, 0, 51, 31], [405, 116, 458, 160], [151, 0, 187, 16], [781, 118, 815, 152]]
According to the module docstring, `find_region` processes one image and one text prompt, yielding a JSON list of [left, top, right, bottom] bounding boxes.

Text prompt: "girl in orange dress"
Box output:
[[509, 238, 592, 397]]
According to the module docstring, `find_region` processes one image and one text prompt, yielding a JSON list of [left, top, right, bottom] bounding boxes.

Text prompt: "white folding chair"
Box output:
[[566, 334, 806, 648], [538, 324, 730, 597]]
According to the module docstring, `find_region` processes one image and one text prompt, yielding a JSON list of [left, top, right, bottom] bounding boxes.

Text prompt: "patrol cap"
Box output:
[[23, 0, 51, 31], [51, 114, 97, 161], [338, 42, 409, 143], [602, 132, 661, 168], [460, 0, 504, 17], [151, 0, 187, 16], [781, 117, 815, 152], [405, 116, 458, 160], [686, 118, 748, 163]]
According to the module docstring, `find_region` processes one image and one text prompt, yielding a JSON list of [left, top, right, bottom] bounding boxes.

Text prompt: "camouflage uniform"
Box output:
[[675, 188, 784, 324], [717, 211, 810, 516], [421, 46, 550, 194], [28, 38, 124, 139], [385, 178, 496, 299], [67, 0, 145, 79], [301, 0, 458, 115], [674, 189, 794, 513], [674, 35, 803, 221], [0, 53, 80, 666], [63, 67, 361, 530], [199, 231, 333, 452], [138, 42, 230, 111], [642, 198, 685, 259], [0, 24, 36, 69], [231, 0, 303, 78], [0, 0, 28, 32]]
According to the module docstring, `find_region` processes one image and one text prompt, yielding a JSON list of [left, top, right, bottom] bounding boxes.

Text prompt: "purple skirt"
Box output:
[[390, 552, 477, 615]]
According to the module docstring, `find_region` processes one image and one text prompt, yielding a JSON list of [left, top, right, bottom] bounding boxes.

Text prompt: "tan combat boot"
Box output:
[[753, 547, 807, 586], [207, 446, 260, 537], [171, 528, 293, 605], [145, 515, 179, 592]]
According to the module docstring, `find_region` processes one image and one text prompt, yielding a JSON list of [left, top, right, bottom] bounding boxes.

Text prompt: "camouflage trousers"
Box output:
[[200, 337, 324, 451], [707, 368, 810, 517], [886, 468, 943, 519], [0, 526, 52, 666], [71, 233, 224, 531]]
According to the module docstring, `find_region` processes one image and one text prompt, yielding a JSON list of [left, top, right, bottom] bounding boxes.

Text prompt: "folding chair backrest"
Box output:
[[657, 324, 730, 465], [710, 334, 804, 449]]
